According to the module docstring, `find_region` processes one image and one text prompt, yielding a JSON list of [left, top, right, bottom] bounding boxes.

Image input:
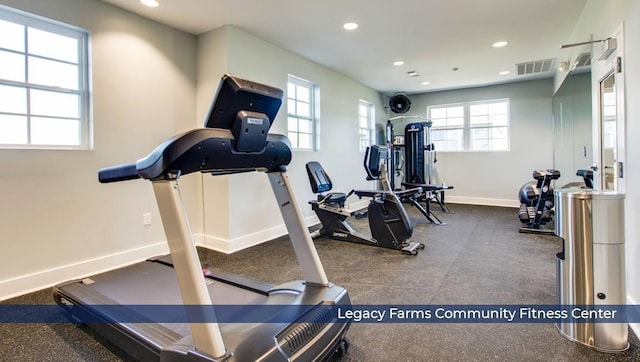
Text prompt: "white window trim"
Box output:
[[0, 5, 92, 150], [286, 74, 319, 151], [358, 99, 375, 152], [427, 98, 510, 152]]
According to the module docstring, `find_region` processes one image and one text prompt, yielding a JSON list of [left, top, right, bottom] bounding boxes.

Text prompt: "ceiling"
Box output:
[[101, 0, 587, 94]]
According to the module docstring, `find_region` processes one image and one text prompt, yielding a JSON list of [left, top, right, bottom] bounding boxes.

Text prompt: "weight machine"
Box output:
[[384, 118, 454, 224], [364, 145, 446, 225]]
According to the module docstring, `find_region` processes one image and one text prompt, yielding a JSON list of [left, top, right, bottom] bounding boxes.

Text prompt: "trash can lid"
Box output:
[[554, 188, 625, 200]]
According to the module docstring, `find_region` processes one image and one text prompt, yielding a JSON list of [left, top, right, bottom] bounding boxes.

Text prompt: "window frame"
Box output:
[[427, 98, 510, 152], [427, 103, 465, 152], [286, 75, 318, 151], [358, 99, 375, 152], [0, 5, 92, 150]]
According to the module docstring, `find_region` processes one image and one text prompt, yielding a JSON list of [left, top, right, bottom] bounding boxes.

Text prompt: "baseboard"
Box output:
[[0, 242, 169, 301], [1, 210, 325, 300], [199, 214, 321, 254], [2, 197, 517, 301], [446, 195, 519, 208], [344, 198, 370, 212], [198, 199, 367, 253]]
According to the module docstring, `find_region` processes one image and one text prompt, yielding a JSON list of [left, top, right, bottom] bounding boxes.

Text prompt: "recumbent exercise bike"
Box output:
[[306, 161, 425, 255]]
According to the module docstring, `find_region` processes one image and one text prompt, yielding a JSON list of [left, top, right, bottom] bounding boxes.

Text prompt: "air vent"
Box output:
[[574, 52, 591, 68], [516, 58, 555, 75]]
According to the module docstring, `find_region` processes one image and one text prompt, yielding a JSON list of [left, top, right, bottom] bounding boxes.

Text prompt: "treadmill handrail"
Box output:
[[99, 128, 292, 183]]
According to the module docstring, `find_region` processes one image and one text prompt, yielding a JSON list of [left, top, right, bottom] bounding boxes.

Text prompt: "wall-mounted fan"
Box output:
[[389, 93, 412, 114]]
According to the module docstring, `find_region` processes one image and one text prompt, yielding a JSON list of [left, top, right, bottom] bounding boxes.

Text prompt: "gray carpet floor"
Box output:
[[1, 204, 638, 361]]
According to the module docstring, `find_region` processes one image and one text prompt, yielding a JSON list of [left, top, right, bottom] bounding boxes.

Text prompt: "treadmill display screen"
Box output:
[[203, 74, 284, 130]]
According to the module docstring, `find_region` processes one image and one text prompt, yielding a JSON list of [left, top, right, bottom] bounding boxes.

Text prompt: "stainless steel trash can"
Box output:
[[554, 189, 627, 352]]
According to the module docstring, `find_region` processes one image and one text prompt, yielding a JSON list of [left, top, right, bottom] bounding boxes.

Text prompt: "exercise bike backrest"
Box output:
[[306, 161, 349, 207], [363, 145, 387, 181], [307, 161, 334, 194]]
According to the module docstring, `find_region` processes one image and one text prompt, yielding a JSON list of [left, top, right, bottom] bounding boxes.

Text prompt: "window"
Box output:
[[287, 75, 318, 150], [428, 99, 509, 152], [358, 100, 374, 152], [429, 105, 464, 151], [0, 5, 91, 149]]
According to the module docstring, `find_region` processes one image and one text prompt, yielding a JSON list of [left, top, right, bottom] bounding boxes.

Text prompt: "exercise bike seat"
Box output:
[[306, 161, 348, 207]]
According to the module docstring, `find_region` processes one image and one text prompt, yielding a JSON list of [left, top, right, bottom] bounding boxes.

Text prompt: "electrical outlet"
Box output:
[[143, 213, 152, 226]]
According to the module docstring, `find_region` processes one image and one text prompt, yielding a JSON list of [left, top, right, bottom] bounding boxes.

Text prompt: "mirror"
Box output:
[[599, 71, 617, 190], [552, 47, 593, 187]]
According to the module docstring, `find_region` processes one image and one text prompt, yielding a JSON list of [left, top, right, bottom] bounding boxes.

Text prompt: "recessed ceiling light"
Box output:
[[141, 0, 159, 7], [393, 61, 404, 66], [343, 22, 358, 30], [492, 41, 508, 48], [421, 81, 431, 85], [407, 70, 419, 77], [499, 70, 511, 75]]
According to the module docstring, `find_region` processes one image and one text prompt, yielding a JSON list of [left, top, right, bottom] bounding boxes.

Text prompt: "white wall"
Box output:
[[0, 2, 388, 299], [197, 26, 231, 246], [389, 79, 554, 207], [197, 26, 386, 252], [0, 0, 199, 299], [563, 0, 640, 336]]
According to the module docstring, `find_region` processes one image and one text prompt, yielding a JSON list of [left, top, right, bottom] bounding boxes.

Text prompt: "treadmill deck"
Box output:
[[53, 257, 351, 361]]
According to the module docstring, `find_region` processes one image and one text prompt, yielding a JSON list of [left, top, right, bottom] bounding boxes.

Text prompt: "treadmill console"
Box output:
[[203, 75, 283, 152]]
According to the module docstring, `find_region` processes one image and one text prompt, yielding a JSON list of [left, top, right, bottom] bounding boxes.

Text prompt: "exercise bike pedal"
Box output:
[[401, 242, 424, 255]]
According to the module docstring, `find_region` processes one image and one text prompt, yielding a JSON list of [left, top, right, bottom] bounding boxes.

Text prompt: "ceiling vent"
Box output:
[[574, 52, 591, 68], [516, 58, 555, 75]]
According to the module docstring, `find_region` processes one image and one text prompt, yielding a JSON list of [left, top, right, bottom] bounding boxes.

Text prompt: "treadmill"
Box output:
[[53, 75, 351, 361]]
